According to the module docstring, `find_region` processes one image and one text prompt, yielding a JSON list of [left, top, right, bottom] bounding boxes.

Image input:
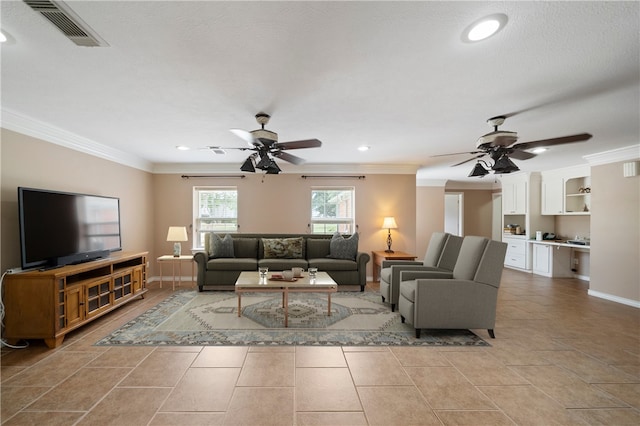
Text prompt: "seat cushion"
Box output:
[[308, 258, 357, 271], [207, 258, 257, 271], [380, 267, 391, 283], [399, 280, 417, 303]]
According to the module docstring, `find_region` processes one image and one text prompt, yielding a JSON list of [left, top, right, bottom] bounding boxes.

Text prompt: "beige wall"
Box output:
[[460, 189, 493, 238], [590, 160, 640, 303], [152, 173, 417, 278], [1, 129, 154, 273], [416, 185, 445, 258], [1, 129, 417, 279]]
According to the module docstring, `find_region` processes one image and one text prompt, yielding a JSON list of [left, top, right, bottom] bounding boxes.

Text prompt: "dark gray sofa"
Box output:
[[193, 233, 370, 291]]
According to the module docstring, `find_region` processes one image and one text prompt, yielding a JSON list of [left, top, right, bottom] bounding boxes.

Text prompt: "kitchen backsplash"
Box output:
[[554, 215, 591, 240]]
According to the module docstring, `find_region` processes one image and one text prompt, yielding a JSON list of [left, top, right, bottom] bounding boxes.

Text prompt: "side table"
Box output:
[[157, 255, 195, 290], [371, 250, 418, 282]]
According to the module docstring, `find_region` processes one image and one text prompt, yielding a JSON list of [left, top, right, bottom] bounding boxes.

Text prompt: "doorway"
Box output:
[[444, 193, 463, 236]]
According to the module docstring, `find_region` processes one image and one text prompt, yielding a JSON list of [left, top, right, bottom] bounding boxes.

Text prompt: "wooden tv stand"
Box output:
[[3, 251, 148, 349]]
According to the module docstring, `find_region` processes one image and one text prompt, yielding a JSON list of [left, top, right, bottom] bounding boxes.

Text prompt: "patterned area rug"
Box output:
[[95, 290, 489, 346]]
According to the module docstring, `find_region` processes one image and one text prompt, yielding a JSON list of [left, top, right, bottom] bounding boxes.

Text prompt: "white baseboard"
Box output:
[[574, 274, 590, 282], [588, 289, 640, 308]]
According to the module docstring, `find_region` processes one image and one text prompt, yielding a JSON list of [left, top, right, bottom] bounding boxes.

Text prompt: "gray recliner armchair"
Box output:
[[379, 232, 462, 311], [398, 236, 507, 339]]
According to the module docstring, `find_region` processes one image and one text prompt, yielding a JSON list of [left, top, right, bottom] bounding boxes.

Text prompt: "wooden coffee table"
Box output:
[[235, 271, 337, 327]]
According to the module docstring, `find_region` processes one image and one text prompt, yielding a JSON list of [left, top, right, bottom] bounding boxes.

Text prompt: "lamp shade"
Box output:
[[492, 154, 520, 174], [166, 226, 188, 242], [468, 161, 490, 177], [382, 216, 398, 229]]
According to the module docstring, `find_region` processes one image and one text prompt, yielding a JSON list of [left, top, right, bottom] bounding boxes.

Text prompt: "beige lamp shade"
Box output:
[[166, 226, 188, 257], [381, 217, 398, 229], [166, 226, 188, 242]]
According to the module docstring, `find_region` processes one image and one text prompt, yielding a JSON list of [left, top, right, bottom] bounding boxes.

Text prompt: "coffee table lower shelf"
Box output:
[[235, 271, 337, 327]]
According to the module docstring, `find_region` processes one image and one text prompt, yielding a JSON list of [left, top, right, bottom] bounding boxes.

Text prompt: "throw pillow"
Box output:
[[211, 234, 234, 258], [328, 232, 359, 260], [262, 237, 304, 259]]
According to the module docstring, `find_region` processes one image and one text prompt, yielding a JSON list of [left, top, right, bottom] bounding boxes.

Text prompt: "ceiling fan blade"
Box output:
[[509, 149, 537, 160], [275, 139, 322, 150], [451, 153, 486, 167], [431, 150, 484, 158], [512, 133, 592, 151], [230, 128, 262, 147], [274, 151, 306, 165]]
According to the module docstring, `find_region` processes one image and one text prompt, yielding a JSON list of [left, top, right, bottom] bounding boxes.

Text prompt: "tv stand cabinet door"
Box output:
[[65, 285, 85, 328]]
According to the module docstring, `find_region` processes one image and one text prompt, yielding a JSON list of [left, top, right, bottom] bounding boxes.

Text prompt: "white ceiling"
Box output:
[[1, 1, 639, 184]]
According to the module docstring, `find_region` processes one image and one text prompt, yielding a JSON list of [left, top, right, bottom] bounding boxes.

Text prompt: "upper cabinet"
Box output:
[[541, 165, 591, 215], [502, 174, 527, 214]]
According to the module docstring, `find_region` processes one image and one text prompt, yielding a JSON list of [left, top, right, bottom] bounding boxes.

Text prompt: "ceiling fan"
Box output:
[[433, 116, 592, 177], [205, 113, 322, 174]]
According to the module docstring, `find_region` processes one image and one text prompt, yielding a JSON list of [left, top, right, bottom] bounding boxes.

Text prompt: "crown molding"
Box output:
[[1, 109, 153, 172], [152, 162, 420, 175], [584, 144, 640, 166]]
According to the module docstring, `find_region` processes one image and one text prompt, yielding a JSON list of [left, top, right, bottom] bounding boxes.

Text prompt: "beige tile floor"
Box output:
[[1, 269, 639, 425]]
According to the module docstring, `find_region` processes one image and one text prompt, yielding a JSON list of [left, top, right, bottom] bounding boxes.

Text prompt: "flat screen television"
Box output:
[[18, 187, 122, 270]]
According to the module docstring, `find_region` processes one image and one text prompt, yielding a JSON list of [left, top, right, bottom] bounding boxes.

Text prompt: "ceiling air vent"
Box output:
[[23, 0, 108, 47]]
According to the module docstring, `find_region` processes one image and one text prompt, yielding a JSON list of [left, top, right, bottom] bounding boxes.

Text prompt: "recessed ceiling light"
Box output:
[[532, 148, 547, 154], [462, 14, 508, 43], [176, 145, 190, 151], [358, 145, 370, 152], [0, 32, 7, 43]]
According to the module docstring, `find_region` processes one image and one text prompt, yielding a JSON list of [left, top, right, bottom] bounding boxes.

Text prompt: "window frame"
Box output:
[[310, 186, 356, 234], [193, 186, 238, 248]]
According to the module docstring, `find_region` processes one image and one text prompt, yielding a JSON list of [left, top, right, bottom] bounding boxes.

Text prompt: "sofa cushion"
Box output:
[[308, 258, 357, 271], [233, 238, 259, 259], [207, 258, 257, 271], [327, 232, 359, 260], [306, 238, 331, 259], [262, 237, 304, 259], [210, 233, 234, 258], [258, 259, 309, 270]]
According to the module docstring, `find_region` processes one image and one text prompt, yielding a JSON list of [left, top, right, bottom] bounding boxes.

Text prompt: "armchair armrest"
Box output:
[[193, 251, 209, 287], [382, 260, 423, 268], [399, 269, 453, 282], [412, 279, 498, 329]]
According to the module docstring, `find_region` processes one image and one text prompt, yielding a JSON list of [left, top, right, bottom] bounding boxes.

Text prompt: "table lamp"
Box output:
[[382, 216, 398, 253], [166, 226, 188, 257]]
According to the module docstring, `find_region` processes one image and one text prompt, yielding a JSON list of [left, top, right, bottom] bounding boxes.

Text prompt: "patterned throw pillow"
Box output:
[[327, 232, 359, 260], [211, 234, 234, 258], [262, 237, 304, 259]]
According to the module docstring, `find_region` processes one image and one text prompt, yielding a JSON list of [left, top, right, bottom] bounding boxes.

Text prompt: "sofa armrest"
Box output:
[[355, 251, 371, 290], [381, 260, 423, 268], [193, 251, 209, 287]]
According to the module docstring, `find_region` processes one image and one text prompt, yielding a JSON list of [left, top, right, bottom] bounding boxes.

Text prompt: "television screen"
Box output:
[[18, 187, 122, 269]]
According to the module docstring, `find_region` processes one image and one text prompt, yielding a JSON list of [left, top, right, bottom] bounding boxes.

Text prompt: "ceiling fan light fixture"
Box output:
[[265, 160, 281, 174], [493, 154, 520, 174], [240, 156, 256, 172], [462, 14, 508, 43], [468, 161, 490, 177]]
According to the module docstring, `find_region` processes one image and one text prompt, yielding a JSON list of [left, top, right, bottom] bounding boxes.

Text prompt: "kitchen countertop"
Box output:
[[528, 240, 590, 249]]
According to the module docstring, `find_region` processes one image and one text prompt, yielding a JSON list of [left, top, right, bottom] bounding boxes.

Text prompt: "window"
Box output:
[[193, 187, 238, 248], [310, 187, 355, 234]]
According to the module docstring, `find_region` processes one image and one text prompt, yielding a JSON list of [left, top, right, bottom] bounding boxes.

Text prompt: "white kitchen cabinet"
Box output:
[[531, 242, 574, 277], [504, 236, 527, 269], [540, 165, 590, 215], [502, 177, 527, 214], [541, 174, 564, 215]]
